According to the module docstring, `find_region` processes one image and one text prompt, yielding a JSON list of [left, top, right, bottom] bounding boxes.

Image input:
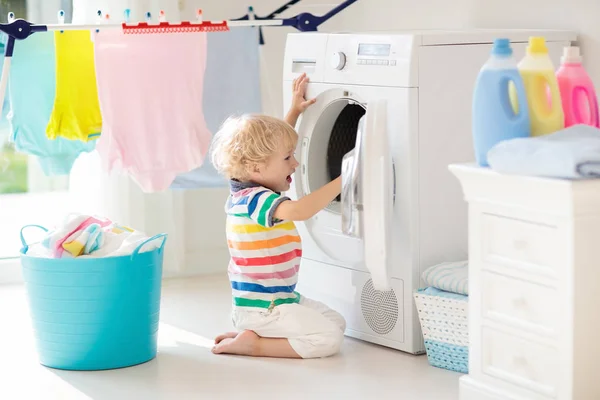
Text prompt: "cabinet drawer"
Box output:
[[482, 327, 559, 397], [481, 213, 563, 277], [481, 272, 557, 336]]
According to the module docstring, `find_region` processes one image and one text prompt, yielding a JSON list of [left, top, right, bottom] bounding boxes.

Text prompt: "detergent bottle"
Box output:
[[472, 38, 530, 166], [513, 37, 564, 136], [556, 46, 599, 128]]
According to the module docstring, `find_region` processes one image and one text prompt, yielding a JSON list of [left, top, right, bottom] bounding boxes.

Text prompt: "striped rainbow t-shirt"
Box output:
[[225, 180, 302, 310]]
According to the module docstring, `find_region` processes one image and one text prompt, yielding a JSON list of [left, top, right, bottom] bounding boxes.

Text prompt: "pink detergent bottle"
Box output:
[[556, 46, 599, 128]]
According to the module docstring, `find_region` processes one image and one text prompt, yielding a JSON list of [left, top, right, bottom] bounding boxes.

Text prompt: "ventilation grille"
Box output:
[[327, 104, 366, 202], [361, 278, 399, 335]]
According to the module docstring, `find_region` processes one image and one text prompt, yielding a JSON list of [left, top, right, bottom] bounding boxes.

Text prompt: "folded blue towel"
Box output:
[[422, 261, 468, 295], [487, 124, 600, 179]]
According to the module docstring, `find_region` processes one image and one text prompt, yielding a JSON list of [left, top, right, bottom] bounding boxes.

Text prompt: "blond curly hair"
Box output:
[[210, 114, 298, 180]]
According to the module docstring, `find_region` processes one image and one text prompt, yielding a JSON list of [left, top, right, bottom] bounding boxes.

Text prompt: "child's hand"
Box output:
[[291, 73, 317, 114]]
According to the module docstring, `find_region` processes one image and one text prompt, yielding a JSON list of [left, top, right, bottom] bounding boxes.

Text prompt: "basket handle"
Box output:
[[131, 233, 168, 259], [19, 224, 49, 253]]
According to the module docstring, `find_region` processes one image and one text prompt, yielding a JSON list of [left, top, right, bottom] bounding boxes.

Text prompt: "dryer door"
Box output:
[[341, 100, 393, 290], [361, 99, 393, 290]]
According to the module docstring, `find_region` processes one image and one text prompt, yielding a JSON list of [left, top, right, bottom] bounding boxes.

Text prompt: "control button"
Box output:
[[382, 60, 389, 65], [358, 59, 364, 65], [390, 60, 397, 66], [376, 60, 382, 65], [367, 60, 373, 65], [330, 51, 347, 70]]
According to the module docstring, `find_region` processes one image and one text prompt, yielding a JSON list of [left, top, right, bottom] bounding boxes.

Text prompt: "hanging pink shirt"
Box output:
[[93, 29, 212, 192]]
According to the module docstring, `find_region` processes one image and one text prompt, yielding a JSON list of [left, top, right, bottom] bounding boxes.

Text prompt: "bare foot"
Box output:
[[214, 331, 238, 345], [212, 330, 260, 356]]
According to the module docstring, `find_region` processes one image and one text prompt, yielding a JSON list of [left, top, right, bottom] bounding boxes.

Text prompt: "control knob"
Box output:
[[330, 51, 346, 70]]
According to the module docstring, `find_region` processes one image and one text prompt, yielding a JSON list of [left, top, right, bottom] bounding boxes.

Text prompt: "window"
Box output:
[[0, 0, 73, 262], [0, 3, 28, 194]]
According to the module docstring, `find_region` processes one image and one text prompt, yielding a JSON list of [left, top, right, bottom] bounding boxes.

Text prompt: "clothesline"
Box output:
[[45, 19, 286, 32], [1, 0, 358, 41], [45, 11, 291, 35]]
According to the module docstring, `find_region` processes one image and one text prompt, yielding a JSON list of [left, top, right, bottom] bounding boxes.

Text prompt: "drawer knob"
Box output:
[[512, 297, 528, 309], [512, 355, 535, 379], [513, 239, 528, 250], [513, 355, 528, 366]]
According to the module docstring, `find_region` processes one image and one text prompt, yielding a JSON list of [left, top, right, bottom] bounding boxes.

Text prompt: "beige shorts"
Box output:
[[232, 295, 346, 359]]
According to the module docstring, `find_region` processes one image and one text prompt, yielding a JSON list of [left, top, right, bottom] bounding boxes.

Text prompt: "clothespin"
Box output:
[[7, 12, 15, 23], [247, 6, 265, 45], [95, 10, 102, 33], [123, 8, 131, 24], [158, 10, 166, 23], [122, 9, 227, 34], [57, 10, 65, 33]]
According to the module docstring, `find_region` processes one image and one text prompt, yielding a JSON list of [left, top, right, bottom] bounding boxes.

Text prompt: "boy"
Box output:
[[210, 73, 346, 359]]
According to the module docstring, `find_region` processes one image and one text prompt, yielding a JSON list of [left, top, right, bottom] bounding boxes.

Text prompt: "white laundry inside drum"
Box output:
[[305, 99, 366, 213]]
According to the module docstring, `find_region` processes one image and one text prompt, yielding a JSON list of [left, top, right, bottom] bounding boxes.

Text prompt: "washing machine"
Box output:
[[283, 30, 575, 353]]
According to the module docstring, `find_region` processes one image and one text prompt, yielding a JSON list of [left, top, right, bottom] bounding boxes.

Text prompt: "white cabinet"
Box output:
[[450, 164, 600, 400]]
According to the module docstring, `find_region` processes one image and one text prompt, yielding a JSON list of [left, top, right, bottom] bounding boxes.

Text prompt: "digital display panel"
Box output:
[[358, 43, 391, 56]]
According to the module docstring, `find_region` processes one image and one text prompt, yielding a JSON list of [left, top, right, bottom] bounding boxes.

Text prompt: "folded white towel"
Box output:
[[422, 260, 468, 295]]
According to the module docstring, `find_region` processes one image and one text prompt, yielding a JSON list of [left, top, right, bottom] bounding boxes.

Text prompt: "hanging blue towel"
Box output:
[[0, 35, 11, 125], [8, 31, 95, 176], [170, 27, 262, 189], [487, 124, 600, 179]]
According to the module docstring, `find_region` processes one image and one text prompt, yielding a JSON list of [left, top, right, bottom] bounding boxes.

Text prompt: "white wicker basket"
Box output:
[[414, 289, 469, 373]]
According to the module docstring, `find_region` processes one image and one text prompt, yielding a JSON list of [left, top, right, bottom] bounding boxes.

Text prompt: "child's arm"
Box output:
[[285, 108, 302, 129], [274, 176, 342, 221], [285, 73, 316, 128]]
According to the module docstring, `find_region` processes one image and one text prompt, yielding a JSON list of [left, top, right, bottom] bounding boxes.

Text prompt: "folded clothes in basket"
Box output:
[[26, 213, 162, 259], [422, 261, 468, 295]]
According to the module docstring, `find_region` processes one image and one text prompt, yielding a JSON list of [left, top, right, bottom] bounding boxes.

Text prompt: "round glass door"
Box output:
[[293, 87, 395, 278], [293, 88, 367, 266], [304, 98, 366, 214]]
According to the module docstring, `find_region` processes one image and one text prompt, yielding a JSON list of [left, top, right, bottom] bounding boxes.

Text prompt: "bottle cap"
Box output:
[[527, 37, 548, 55], [561, 46, 582, 64], [491, 38, 512, 56]]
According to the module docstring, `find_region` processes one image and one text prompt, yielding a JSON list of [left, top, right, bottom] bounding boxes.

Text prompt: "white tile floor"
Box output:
[[0, 275, 460, 400]]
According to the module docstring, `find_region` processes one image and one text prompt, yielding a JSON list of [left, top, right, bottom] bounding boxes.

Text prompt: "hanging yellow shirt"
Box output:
[[46, 31, 102, 142]]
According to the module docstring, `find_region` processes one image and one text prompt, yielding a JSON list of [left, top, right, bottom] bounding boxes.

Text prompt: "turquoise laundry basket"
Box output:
[[19, 225, 167, 371]]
